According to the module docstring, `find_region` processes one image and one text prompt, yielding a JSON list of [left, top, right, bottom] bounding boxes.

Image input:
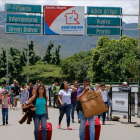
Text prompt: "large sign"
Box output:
[[6, 25, 41, 34], [44, 5, 85, 35], [87, 7, 122, 15], [112, 92, 128, 115], [6, 14, 41, 24], [87, 17, 122, 26], [6, 4, 42, 13], [87, 27, 121, 36]]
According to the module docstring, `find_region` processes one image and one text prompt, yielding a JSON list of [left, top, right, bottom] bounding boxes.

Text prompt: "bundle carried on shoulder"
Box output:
[[80, 89, 108, 118]]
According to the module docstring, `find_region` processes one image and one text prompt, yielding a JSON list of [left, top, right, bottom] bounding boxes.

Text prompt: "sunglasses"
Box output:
[[39, 88, 44, 90]]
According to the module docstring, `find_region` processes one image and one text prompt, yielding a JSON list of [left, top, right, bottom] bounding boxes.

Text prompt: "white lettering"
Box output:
[[96, 29, 110, 35]]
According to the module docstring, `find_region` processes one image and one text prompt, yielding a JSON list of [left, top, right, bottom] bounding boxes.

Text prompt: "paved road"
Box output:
[[0, 102, 140, 140]]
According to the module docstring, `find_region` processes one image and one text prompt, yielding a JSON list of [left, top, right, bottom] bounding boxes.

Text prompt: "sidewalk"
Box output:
[[0, 102, 140, 140]]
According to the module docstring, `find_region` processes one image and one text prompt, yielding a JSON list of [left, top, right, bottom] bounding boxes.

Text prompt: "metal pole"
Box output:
[[139, 0, 140, 48], [27, 35, 29, 84], [6, 48, 8, 84]]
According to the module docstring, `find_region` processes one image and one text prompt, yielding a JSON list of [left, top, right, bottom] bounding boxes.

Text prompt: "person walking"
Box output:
[[10, 80, 16, 107], [6, 84, 11, 92], [95, 83, 111, 125], [27, 84, 48, 140], [28, 82, 34, 99], [11, 81, 20, 110], [71, 81, 80, 123], [77, 78, 95, 140], [57, 81, 77, 130], [20, 84, 29, 114], [2, 90, 11, 125]]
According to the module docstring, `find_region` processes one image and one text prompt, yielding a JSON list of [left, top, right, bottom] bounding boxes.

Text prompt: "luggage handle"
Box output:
[[81, 95, 100, 103]]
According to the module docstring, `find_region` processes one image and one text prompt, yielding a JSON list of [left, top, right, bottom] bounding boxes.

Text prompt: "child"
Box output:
[[95, 83, 111, 125], [2, 90, 11, 125]]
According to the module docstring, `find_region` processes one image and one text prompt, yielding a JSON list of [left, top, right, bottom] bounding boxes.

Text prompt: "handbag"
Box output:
[[107, 96, 112, 107], [80, 89, 108, 118]]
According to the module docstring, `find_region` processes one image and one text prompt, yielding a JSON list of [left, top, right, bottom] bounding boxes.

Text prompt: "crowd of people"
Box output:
[[0, 78, 112, 140]]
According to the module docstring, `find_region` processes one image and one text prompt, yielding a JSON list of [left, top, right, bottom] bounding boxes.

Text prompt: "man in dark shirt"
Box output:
[[11, 81, 20, 110], [28, 82, 34, 99], [77, 78, 95, 140]]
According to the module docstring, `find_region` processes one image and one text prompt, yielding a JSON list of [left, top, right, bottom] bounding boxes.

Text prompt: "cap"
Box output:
[[123, 82, 127, 85], [13, 80, 17, 82], [3, 90, 9, 94], [15, 81, 18, 84]]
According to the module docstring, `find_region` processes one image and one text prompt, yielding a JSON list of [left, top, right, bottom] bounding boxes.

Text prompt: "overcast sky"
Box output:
[[0, 0, 139, 23]]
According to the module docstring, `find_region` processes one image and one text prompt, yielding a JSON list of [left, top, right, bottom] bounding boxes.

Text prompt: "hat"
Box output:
[[3, 90, 9, 94], [15, 81, 18, 84], [13, 80, 17, 82], [123, 82, 127, 85]]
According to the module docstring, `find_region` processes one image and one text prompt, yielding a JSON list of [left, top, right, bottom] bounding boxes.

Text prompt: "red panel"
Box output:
[[44, 5, 73, 27]]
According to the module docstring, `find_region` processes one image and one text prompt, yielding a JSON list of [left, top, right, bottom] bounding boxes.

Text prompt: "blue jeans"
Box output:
[[71, 102, 76, 120], [11, 94, 14, 107], [98, 101, 108, 123], [79, 111, 95, 140], [33, 113, 47, 140], [2, 108, 8, 124], [59, 104, 71, 127], [77, 111, 80, 120]]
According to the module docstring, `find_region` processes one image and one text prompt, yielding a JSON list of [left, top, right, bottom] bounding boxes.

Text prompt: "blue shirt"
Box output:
[[35, 97, 46, 115], [77, 87, 94, 97], [6, 86, 11, 91]]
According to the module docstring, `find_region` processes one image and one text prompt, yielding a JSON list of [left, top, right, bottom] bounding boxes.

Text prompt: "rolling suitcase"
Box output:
[[38, 122, 52, 140], [84, 117, 101, 140]]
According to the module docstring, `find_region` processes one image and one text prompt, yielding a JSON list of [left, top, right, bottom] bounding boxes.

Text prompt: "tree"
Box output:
[[43, 40, 54, 64], [91, 36, 138, 82]]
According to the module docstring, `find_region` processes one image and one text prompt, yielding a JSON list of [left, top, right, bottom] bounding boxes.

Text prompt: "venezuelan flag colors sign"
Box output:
[[44, 5, 85, 35]]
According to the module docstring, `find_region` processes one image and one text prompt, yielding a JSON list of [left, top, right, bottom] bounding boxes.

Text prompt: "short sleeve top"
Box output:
[[59, 89, 73, 105]]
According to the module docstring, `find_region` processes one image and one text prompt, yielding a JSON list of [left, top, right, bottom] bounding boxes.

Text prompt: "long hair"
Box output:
[[36, 85, 47, 100], [59, 83, 65, 91], [22, 84, 26, 88]]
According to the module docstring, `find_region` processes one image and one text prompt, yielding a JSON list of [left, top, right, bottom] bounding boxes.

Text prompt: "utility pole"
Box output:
[[27, 35, 29, 84], [139, 0, 140, 47]]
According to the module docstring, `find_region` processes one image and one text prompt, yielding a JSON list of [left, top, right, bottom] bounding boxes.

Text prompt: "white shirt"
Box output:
[[59, 89, 73, 105], [100, 89, 108, 102]]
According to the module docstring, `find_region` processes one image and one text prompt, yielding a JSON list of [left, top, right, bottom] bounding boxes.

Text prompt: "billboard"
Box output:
[[112, 92, 128, 115], [44, 5, 85, 35]]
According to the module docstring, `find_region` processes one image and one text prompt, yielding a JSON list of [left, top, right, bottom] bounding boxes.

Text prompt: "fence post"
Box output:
[[48, 87, 51, 106]]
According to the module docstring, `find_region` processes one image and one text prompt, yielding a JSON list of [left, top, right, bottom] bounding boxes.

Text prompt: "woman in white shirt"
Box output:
[[57, 81, 77, 130], [95, 83, 111, 125]]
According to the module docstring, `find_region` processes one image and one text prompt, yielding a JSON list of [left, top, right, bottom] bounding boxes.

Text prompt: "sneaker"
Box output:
[[78, 119, 81, 123], [6, 121, 8, 125], [67, 126, 72, 130], [57, 124, 61, 129], [72, 119, 75, 123], [12, 106, 15, 110], [3, 123, 5, 125]]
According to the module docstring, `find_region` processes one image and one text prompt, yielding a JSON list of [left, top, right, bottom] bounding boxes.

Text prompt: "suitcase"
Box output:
[[84, 117, 101, 140], [38, 122, 52, 140]]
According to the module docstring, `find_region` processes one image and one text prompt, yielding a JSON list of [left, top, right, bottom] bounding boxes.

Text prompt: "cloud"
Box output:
[[0, 0, 138, 23]]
